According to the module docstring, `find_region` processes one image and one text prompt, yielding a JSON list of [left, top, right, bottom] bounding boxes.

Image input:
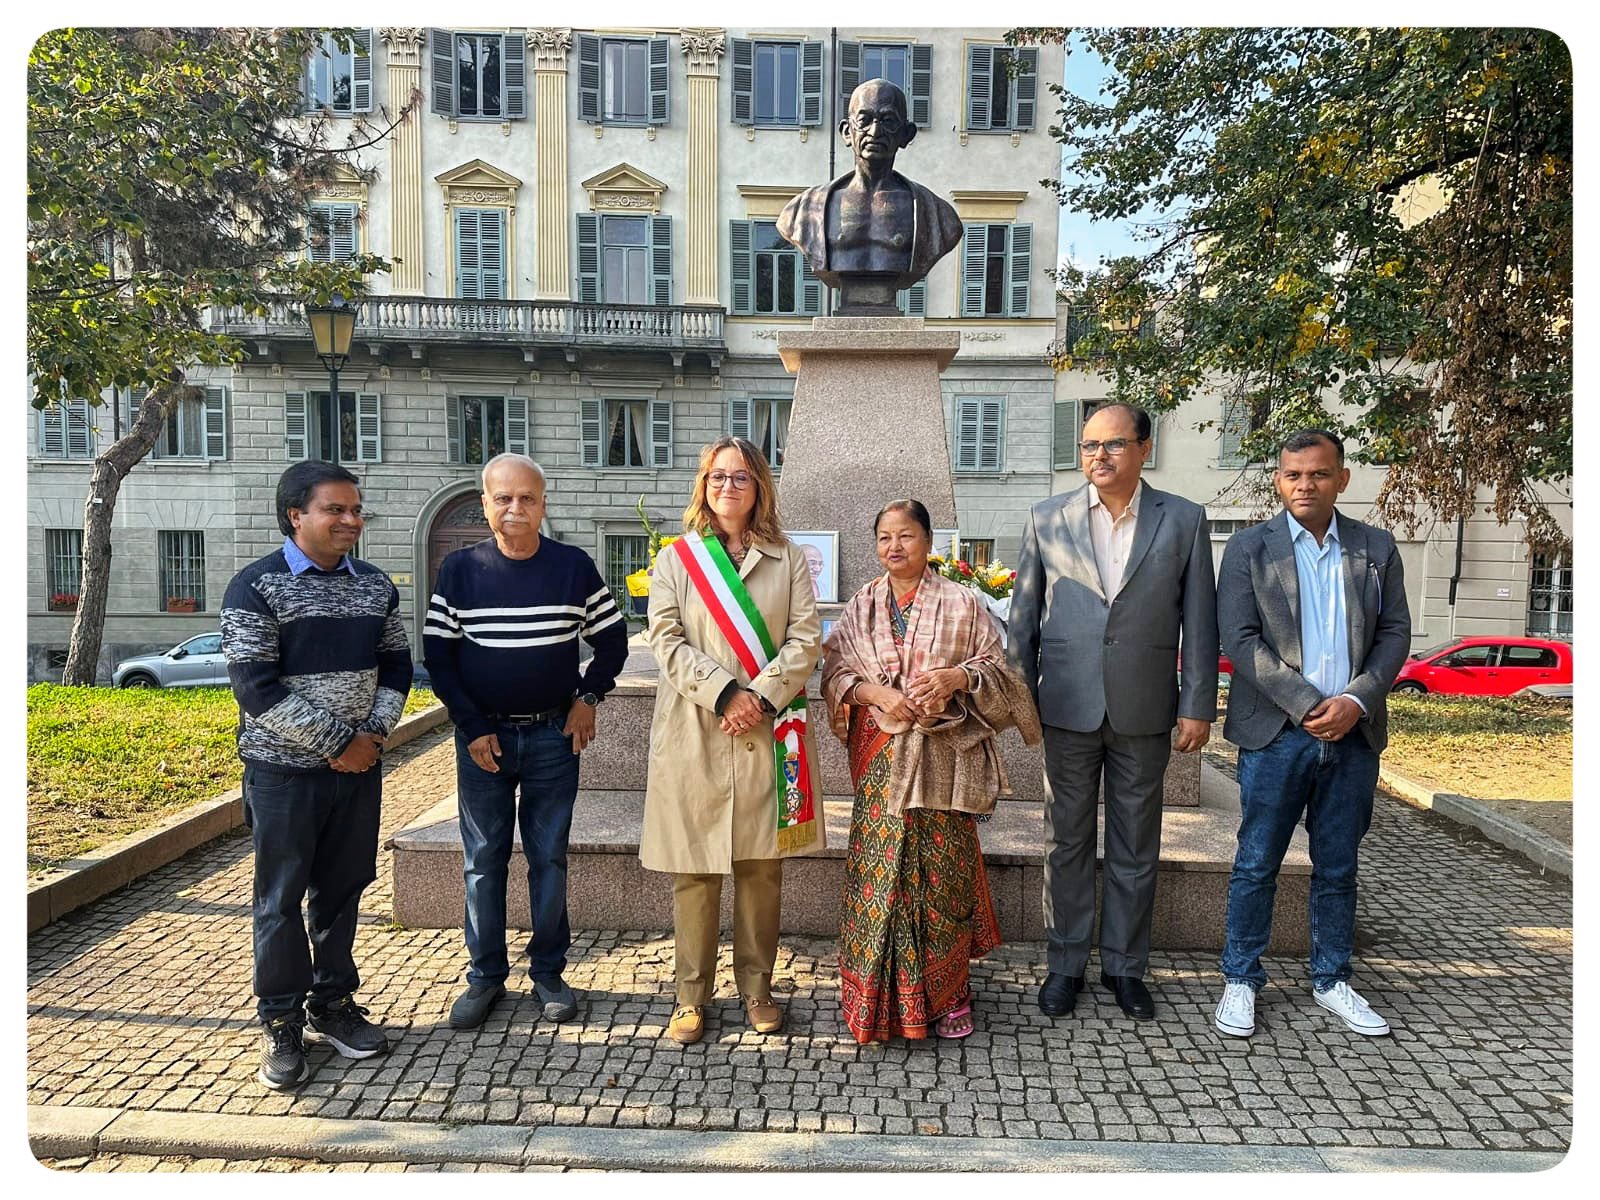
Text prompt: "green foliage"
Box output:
[[1012, 28, 1572, 552]]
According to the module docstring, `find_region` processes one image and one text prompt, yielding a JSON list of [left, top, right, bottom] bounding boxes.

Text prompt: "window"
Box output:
[[1054, 398, 1160, 471], [1209, 518, 1261, 540], [158, 531, 206, 612], [45, 529, 82, 610], [307, 202, 358, 264], [1528, 552, 1572, 639], [447, 395, 528, 464], [604, 534, 650, 614], [580, 397, 672, 468], [960, 223, 1032, 318], [896, 282, 928, 317], [728, 397, 792, 467], [123, 387, 228, 460], [965, 44, 1037, 133], [1218, 398, 1266, 468], [953, 396, 1005, 472], [577, 34, 669, 125], [1503, 644, 1559, 668], [1438, 645, 1493, 668], [838, 41, 931, 127], [429, 30, 526, 120], [577, 214, 671, 306], [37, 397, 95, 459], [960, 539, 995, 570], [304, 31, 372, 115], [730, 38, 823, 127], [455, 208, 507, 301], [284, 391, 381, 463], [729, 220, 822, 316]]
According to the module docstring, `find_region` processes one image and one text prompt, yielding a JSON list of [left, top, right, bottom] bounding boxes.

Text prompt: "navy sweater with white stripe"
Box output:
[[423, 537, 630, 742]]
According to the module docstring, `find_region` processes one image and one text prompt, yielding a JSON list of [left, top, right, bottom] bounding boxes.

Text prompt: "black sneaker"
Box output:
[[258, 1014, 309, 1090], [305, 995, 389, 1059]]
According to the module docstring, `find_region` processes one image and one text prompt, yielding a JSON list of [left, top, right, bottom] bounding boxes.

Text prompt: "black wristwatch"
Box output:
[[576, 691, 601, 707]]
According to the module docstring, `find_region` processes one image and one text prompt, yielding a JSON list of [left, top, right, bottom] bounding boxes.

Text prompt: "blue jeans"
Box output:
[[1221, 725, 1379, 992], [455, 722, 580, 988]]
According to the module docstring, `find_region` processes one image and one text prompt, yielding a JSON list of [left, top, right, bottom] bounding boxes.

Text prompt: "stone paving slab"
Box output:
[[26, 726, 1573, 1163]]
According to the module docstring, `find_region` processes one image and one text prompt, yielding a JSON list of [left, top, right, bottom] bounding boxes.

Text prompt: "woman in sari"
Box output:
[[821, 500, 1040, 1043]]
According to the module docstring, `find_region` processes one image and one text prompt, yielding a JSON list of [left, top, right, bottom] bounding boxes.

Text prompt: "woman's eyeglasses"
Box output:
[[707, 471, 753, 489]]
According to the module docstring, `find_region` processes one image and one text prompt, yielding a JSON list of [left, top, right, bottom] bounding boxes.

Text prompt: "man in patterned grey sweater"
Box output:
[[222, 461, 411, 1090]]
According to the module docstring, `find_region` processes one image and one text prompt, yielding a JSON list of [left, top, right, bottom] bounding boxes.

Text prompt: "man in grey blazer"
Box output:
[[1212, 429, 1411, 1041], [1009, 403, 1219, 1021]]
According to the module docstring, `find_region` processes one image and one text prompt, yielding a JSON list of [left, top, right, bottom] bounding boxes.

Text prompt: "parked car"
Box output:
[[112, 633, 229, 688], [1391, 636, 1572, 696]]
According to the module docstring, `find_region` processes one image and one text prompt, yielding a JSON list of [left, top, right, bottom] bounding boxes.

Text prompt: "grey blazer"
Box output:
[[1218, 510, 1412, 752], [1007, 483, 1219, 736]]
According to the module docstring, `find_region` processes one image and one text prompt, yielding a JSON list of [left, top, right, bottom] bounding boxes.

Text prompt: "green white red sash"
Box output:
[[673, 531, 817, 850]]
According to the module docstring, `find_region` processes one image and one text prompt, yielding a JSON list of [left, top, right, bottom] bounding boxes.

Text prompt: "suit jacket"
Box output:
[[1007, 483, 1219, 736], [1218, 509, 1412, 752], [775, 170, 964, 291]]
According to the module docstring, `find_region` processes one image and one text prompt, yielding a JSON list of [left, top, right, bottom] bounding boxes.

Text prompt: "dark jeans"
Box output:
[[1221, 725, 1380, 992], [244, 763, 382, 1023], [455, 722, 580, 988]]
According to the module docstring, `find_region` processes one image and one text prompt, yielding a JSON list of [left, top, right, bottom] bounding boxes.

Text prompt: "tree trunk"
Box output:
[[61, 381, 192, 686]]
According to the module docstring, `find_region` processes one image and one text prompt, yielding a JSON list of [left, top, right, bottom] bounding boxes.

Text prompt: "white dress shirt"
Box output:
[[1087, 481, 1143, 602]]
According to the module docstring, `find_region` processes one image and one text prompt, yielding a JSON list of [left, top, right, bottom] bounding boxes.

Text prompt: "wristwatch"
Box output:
[[577, 691, 601, 707]]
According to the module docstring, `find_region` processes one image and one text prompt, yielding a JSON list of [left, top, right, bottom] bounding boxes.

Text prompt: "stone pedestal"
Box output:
[[776, 316, 960, 599]]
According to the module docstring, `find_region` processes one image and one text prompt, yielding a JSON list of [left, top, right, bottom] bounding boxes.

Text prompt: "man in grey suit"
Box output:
[[1009, 403, 1219, 1021], [1212, 429, 1411, 1040]]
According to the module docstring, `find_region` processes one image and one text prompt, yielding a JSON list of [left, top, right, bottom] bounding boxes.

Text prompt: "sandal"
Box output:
[[935, 1004, 974, 1039]]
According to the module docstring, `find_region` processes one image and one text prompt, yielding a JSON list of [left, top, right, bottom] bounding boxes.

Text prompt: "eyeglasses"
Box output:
[[1079, 438, 1142, 457], [707, 471, 754, 490], [851, 111, 904, 134]]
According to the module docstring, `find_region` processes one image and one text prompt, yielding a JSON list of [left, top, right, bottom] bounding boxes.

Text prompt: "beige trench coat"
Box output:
[[639, 536, 826, 874]]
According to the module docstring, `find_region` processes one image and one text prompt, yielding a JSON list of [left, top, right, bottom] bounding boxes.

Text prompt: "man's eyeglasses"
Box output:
[[707, 471, 754, 489], [851, 111, 904, 134], [1079, 438, 1142, 457]]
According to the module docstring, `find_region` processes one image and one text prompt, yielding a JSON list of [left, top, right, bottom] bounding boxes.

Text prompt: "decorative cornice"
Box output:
[[583, 162, 668, 214], [679, 27, 726, 75], [530, 28, 573, 71], [379, 27, 424, 65]]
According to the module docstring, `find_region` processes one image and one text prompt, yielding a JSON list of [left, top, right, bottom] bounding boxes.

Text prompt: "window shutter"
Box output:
[[302, 47, 318, 113], [899, 281, 927, 317], [909, 43, 932, 128], [649, 398, 673, 468], [648, 36, 670, 125], [966, 44, 991, 131], [64, 398, 93, 458], [577, 33, 601, 122], [728, 397, 752, 440], [503, 33, 527, 119], [729, 219, 754, 314], [429, 29, 456, 116], [798, 251, 824, 316], [800, 40, 824, 126], [39, 404, 65, 457], [1052, 400, 1077, 470], [979, 398, 1004, 470], [1219, 399, 1248, 466], [954, 397, 980, 471], [284, 392, 308, 460], [351, 30, 373, 112], [730, 39, 754, 124], [1006, 223, 1033, 318], [203, 387, 227, 459], [837, 40, 861, 116], [576, 214, 601, 304], [455, 208, 481, 298], [355, 392, 382, 462], [480, 209, 506, 299], [649, 216, 672, 307], [446, 396, 462, 463], [331, 203, 357, 263], [505, 394, 529, 455], [960, 223, 987, 316], [1013, 46, 1039, 131], [580, 398, 603, 466]]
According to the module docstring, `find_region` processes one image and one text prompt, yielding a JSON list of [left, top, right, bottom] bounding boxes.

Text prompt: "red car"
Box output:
[[1391, 636, 1572, 696]]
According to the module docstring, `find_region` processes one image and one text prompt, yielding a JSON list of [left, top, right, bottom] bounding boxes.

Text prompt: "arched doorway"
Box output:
[[426, 491, 490, 600]]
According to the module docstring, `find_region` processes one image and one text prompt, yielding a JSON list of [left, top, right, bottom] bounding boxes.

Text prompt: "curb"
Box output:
[[27, 704, 451, 932], [1378, 766, 1571, 879], [27, 1105, 1566, 1173]]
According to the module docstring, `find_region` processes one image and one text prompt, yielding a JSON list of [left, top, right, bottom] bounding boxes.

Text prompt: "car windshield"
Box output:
[[1411, 640, 1460, 661]]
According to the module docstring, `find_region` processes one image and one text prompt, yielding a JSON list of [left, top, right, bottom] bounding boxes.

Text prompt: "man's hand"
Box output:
[[467, 732, 503, 773], [1174, 717, 1211, 754], [564, 699, 597, 753], [329, 732, 384, 773], [719, 690, 766, 737], [1302, 696, 1363, 742]]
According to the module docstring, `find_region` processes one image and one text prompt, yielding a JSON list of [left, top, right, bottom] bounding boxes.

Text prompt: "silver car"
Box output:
[[113, 633, 230, 688]]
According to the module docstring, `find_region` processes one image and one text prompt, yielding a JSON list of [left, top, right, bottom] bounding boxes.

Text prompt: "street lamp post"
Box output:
[[306, 297, 356, 461]]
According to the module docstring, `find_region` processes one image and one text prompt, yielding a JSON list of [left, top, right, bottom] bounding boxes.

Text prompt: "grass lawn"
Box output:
[[27, 684, 438, 874], [1383, 693, 1572, 803]]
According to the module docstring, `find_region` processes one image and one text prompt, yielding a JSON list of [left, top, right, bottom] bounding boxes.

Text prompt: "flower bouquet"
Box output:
[[624, 497, 679, 616], [927, 536, 1017, 644]]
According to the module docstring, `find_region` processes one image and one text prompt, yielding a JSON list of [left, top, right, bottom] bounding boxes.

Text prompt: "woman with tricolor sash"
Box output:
[[640, 437, 825, 1047], [821, 500, 1041, 1043]]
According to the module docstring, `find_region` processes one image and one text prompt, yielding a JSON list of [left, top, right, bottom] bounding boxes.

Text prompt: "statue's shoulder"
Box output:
[[776, 183, 829, 236]]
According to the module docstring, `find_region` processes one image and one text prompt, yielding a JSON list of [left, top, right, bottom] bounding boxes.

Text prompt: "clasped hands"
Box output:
[[328, 731, 385, 773], [857, 667, 967, 724], [1301, 695, 1362, 742], [720, 689, 767, 737]]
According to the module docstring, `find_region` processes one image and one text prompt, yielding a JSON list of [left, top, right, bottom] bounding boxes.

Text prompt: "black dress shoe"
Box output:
[[1038, 972, 1087, 1017], [1101, 972, 1156, 1019]]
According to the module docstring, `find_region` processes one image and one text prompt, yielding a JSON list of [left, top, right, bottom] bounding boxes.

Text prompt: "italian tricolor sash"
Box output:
[[673, 531, 818, 852]]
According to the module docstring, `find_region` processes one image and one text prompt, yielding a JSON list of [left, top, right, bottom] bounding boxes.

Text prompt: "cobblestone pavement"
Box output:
[[28, 728, 1572, 1159], [39, 1155, 548, 1172]]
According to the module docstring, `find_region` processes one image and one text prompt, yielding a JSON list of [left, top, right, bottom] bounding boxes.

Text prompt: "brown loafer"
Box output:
[[743, 995, 784, 1034], [668, 1004, 704, 1045]]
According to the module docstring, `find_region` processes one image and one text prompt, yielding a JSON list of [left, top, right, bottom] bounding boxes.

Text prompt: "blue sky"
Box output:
[[1054, 35, 1146, 273]]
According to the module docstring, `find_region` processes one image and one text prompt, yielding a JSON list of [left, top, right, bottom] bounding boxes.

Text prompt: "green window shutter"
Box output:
[[429, 29, 456, 116], [1219, 399, 1249, 467], [351, 30, 373, 113], [837, 40, 861, 116], [446, 396, 462, 462], [728, 397, 752, 440], [67, 397, 93, 457], [503, 33, 527, 119], [899, 281, 927, 316], [480, 209, 506, 299], [355, 392, 381, 462], [38, 404, 64, 457], [960, 223, 988, 316], [954, 397, 980, 471], [331, 203, 358, 263], [577, 34, 601, 122], [649, 398, 673, 468], [1052, 399, 1077, 470], [505, 394, 529, 455], [649, 216, 672, 306], [284, 391, 308, 460], [648, 36, 670, 124], [909, 44, 932, 128], [800, 40, 824, 126], [966, 44, 992, 131], [979, 398, 1005, 470], [1013, 46, 1039, 131], [730, 39, 754, 124], [203, 387, 227, 459], [798, 251, 824, 315], [580, 398, 603, 466], [729, 219, 754, 314], [1006, 223, 1032, 318], [576, 214, 601, 303], [455, 208, 481, 298]]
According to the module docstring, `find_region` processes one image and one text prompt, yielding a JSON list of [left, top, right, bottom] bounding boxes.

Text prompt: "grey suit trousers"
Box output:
[[1042, 721, 1171, 978]]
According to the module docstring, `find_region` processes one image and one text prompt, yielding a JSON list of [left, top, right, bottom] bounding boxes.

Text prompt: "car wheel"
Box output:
[[120, 673, 159, 688], [1392, 681, 1426, 694]]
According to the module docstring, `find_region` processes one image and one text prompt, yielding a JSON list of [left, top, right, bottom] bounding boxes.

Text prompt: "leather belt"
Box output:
[[492, 705, 569, 725]]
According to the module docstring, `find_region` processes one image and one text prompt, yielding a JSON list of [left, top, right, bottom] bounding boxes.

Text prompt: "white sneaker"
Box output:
[[1213, 982, 1256, 1038], [1313, 981, 1391, 1036]]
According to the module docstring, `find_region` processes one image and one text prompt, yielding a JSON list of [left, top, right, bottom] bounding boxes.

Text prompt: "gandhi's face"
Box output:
[[842, 79, 914, 169]]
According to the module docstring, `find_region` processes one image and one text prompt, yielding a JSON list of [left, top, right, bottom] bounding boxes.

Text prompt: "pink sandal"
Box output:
[[935, 1003, 974, 1039]]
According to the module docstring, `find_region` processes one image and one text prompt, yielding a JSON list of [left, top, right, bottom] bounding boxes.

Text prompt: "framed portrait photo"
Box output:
[[789, 531, 839, 603]]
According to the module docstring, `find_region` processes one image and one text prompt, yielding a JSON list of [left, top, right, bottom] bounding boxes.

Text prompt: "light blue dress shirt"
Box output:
[[283, 536, 356, 576], [1285, 512, 1363, 712]]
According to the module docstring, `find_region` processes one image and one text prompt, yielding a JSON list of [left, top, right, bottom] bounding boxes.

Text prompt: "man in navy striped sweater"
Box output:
[[424, 454, 629, 1031], [222, 461, 412, 1090]]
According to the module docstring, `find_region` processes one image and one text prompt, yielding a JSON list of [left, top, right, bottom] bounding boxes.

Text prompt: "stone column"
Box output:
[[379, 28, 425, 294], [531, 29, 573, 301], [680, 29, 725, 306]]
